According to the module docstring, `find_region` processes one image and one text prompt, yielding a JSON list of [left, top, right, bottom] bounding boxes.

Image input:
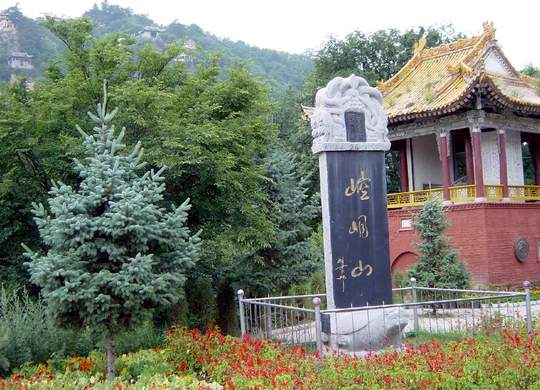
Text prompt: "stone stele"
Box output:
[[311, 74, 408, 352]]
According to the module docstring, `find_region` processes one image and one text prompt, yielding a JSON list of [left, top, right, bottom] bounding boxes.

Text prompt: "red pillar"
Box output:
[[498, 130, 509, 198], [440, 132, 450, 201], [464, 131, 474, 185], [471, 128, 485, 198], [398, 140, 409, 192]]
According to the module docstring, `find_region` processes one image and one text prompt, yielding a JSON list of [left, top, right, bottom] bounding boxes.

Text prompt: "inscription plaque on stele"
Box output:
[[344, 111, 366, 142]]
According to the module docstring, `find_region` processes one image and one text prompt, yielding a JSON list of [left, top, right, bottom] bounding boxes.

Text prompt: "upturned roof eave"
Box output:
[[387, 73, 540, 125]]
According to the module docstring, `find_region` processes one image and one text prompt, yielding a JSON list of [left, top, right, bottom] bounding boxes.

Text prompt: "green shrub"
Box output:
[[0, 287, 164, 374], [0, 286, 94, 373]]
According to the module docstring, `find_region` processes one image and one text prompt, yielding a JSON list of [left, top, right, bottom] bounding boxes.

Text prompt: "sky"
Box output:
[[5, 0, 540, 69]]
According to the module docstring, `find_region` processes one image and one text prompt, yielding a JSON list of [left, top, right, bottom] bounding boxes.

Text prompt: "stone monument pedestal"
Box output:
[[321, 308, 409, 353]]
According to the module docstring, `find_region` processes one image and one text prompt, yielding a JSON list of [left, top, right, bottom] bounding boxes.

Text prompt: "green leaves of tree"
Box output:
[[25, 83, 201, 335]]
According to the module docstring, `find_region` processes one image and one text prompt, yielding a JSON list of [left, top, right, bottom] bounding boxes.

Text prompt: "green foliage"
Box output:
[[392, 270, 409, 288], [0, 325, 9, 375], [521, 65, 540, 95], [0, 285, 164, 375], [0, 286, 93, 374], [385, 150, 401, 193], [25, 82, 200, 378], [84, 2, 154, 36], [243, 147, 319, 294], [1, 2, 312, 92], [184, 276, 218, 331], [0, 16, 283, 333], [305, 25, 463, 101], [407, 197, 470, 289], [522, 64, 540, 78]]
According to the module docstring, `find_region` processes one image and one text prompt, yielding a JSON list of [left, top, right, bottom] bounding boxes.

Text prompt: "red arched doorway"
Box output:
[[391, 251, 418, 273]]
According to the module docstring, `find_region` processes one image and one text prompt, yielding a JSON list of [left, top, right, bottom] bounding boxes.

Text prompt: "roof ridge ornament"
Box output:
[[482, 21, 496, 39], [413, 37, 427, 55], [447, 62, 473, 77]]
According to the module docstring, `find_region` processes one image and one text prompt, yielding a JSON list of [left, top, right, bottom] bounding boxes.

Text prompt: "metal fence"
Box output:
[[237, 279, 536, 355]]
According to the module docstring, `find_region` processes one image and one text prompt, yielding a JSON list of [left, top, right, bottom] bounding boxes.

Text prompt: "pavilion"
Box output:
[[303, 22, 540, 285], [379, 22, 540, 285], [380, 22, 540, 207]]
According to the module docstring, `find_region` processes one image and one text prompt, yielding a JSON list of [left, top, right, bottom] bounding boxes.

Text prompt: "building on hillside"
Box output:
[[138, 26, 165, 39], [174, 39, 197, 66], [378, 22, 540, 286], [183, 39, 196, 50], [303, 22, 540, 286], [8, 51, 33, 69], [0, 11, 15, 32]]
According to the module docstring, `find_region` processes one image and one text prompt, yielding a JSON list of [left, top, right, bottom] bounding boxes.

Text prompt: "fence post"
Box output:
[[265, 302, 272, 338], [411, 277, 419, 334], [524, 281, 533, 333], [237, 289, 246, 337], [313, 297, 323, 356]]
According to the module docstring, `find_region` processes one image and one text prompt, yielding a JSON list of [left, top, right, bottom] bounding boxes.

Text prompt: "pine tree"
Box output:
[[24, 82, 200, 380], [407, 197, 470, 289], [246, 146, 320, 294]]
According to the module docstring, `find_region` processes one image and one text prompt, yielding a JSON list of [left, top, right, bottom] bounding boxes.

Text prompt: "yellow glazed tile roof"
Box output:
[[378, 22, 540, 122]]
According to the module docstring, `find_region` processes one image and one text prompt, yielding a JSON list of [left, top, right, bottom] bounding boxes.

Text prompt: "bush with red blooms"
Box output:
[[1, 326, 539, 389], [165, 326, 540, 389]]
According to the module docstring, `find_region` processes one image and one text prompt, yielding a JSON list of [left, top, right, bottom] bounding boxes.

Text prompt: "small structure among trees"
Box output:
[[0, 11, 15, 33], [24, 82, 201, 380], [138, 25, 164, 39], [8, 52, 33, 69]]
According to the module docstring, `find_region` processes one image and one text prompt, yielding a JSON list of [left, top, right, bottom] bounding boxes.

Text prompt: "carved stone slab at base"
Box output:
[[321, 308, 409, 352]]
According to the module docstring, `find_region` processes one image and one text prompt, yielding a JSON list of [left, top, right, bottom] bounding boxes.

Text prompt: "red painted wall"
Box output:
[[388, 203, 540, 286]]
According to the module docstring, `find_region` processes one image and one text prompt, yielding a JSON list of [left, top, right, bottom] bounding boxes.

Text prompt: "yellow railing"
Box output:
[[387, 184, 540, 209], [449, 185, 476, 203], [485, 184, 504, 200], [387, 188, 443, 209], [508, 185, 540, 201]]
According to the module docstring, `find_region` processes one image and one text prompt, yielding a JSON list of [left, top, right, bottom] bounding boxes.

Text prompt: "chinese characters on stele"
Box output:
[[336, 169, 374, 292]]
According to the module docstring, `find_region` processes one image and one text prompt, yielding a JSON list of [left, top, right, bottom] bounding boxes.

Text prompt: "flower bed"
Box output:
[[1, 326, 539, 389]]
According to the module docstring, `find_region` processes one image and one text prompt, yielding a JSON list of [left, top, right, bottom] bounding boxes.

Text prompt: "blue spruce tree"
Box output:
[[407, 197, 469, 289], [24, 82, 200, 380]]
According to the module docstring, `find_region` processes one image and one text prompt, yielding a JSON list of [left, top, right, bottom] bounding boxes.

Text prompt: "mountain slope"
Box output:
[[0, 3, 312, 92], [0, 6, 63, 81], [84, 2, 312, 92]]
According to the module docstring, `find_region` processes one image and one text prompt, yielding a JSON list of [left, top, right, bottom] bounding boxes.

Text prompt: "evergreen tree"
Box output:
[[407, 197, 469, 289], [245, 147, 320, 294], [24, 82, 200, 380]]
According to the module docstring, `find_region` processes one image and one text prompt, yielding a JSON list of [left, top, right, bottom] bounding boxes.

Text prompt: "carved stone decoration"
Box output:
[[514, 239, 530, 263], [322, 308, 408, 353], [311, 74, 390, 153]]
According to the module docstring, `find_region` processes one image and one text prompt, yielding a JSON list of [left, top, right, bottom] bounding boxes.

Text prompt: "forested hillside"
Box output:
[[0, 6, 63, 81], [0, 2, 312, 92]]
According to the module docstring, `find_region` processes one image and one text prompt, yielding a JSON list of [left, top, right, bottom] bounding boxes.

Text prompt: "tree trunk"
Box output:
[[104, 331, 116, 381]]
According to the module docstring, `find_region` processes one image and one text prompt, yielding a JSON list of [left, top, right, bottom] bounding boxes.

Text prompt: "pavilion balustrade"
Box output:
[[449, 184, 476, 202], [387, 184, 540, 209]]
